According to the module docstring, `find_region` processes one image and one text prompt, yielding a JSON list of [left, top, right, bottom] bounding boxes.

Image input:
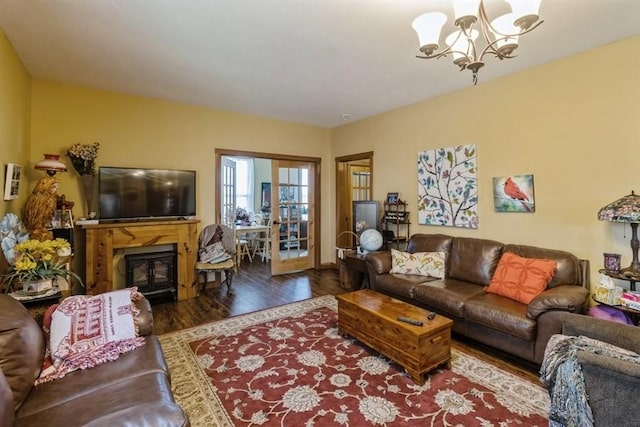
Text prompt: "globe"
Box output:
[[359, 229, 383, 254]]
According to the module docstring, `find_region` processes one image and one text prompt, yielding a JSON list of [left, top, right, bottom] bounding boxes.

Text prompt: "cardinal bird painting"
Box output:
[[493, 175, 535, 213]]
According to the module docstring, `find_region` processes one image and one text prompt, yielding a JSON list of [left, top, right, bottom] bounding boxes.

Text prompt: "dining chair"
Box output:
[[252, 218, 273, 262], [236, 234, 253, 265], [246, 214, 263, 255]]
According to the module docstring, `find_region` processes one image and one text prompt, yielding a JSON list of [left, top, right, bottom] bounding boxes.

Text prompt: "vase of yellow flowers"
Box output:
[[67, 142, 100, 218], [1, 238, 82, 295]]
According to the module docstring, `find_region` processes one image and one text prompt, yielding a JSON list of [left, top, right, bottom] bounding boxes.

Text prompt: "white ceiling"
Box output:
[[1, 0, 639, 128]]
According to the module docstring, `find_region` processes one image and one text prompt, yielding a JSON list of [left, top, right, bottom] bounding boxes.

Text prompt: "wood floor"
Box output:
[[150, 261, 541, 384]]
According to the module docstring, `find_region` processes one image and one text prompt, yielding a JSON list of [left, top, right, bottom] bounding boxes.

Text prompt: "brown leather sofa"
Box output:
[[0, 293, 189, 427], [366, 234, 590, 364]]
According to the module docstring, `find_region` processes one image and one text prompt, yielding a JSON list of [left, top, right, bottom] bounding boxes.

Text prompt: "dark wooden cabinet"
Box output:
[[339, 252, 369, 290]]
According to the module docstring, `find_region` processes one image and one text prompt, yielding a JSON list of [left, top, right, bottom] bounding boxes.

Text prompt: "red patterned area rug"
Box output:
[[159, 296, 549, 426]]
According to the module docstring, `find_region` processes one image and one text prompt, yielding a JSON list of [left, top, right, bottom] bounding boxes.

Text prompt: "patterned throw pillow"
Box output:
[[485, 252, 556, 304], [390, 249, 446, 278]]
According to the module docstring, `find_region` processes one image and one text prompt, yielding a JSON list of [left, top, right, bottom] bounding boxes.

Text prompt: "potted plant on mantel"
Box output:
[[66, 142, 100, 219], [1, 238, 82, 295]]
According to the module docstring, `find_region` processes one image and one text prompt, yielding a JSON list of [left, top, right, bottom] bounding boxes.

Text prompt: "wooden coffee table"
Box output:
[[336, 289, 453, 385]]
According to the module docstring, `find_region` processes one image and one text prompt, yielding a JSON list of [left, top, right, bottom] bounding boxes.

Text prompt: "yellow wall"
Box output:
[[0, 29, 31, 217], [331, 36, 640, 284], [29, 81, 335, 261], [6, 31, 640, 276]]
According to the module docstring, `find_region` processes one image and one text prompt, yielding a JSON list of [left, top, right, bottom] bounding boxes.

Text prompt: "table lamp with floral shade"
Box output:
[[66, 142, 100, 219], [597, 191, 640, 281]]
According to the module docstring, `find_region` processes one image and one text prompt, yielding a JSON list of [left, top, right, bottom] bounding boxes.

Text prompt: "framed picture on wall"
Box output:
[[492, 174, 535, 213], [353, 201, 379, 235], [261, 182, 271, 210], [3, 163, 22, 201]]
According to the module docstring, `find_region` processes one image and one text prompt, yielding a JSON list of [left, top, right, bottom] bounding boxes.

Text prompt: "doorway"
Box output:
[[215, 149, 320, 275], [335, 152, 374, 249]]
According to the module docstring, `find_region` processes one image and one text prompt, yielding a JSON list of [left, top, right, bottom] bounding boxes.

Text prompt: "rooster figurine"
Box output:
[[503, 177, 531, 212]]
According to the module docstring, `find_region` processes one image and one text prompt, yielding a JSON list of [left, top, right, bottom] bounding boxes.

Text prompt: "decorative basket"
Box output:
[[336, 231, 359, 260]]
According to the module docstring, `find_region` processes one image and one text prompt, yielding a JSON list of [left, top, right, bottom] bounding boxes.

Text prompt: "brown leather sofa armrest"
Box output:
[[561, 312, 640, 354], [366, 251, 392, 275], [527, 285, 589, 319], [365, 251, 392, 290], [0, 368, 14, 427], [134, 296, 154, 336]]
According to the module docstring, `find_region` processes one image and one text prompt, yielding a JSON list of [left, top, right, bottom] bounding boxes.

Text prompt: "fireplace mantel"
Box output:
[[81, 220, 199, 300]]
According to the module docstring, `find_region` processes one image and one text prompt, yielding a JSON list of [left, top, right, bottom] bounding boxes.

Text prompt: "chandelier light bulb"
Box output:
[[490, 14, 520, 56], [452, 0, 481, 30], [506, 0, 541, 30], [412, 13, 447, 55], [445, 30, 479, 68]]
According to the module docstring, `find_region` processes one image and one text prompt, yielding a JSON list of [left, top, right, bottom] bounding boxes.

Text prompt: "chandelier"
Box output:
[[412, 0, 543, 84]]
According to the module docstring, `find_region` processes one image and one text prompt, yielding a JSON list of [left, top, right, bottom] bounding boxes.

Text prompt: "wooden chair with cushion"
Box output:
[[195, 224, 236, 293]]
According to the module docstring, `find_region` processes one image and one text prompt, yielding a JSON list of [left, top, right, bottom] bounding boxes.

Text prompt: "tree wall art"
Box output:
[[418, 144, 478, 228]]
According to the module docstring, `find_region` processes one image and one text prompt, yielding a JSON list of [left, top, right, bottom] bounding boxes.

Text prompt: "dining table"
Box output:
[[235, 224, 271, 265]]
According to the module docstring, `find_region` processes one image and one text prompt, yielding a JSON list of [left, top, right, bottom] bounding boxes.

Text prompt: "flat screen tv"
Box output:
[[98, 167, 196, 221]]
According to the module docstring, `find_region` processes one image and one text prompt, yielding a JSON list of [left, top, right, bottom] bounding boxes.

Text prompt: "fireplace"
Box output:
[[125, 251, 177, 300]]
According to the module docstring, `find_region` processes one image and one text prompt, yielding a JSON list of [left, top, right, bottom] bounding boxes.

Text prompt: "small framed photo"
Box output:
[[63, 210, 74, 228], [3, 163, 22, 201], [50, 210, 74, 229], [50, 210, 62, 229], [386, 192, 399, 204]]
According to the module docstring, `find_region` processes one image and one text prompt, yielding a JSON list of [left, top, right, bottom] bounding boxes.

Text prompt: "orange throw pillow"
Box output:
[[485, 252, 556, 304]]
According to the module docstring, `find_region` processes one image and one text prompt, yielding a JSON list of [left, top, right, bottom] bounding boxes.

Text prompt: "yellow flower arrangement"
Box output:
[[1, 238, 82, 291]]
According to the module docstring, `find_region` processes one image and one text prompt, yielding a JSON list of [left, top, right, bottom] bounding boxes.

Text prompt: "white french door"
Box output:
[[220, 157, 236, 227]]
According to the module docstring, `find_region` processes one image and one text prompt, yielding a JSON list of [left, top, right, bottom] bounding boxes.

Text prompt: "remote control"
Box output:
[[427, 312, 436, 320], [397, 316, 423, 326]]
